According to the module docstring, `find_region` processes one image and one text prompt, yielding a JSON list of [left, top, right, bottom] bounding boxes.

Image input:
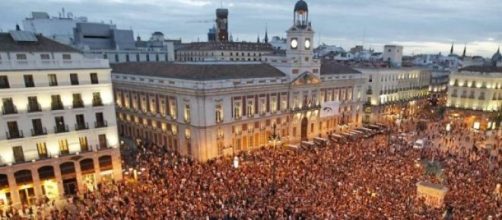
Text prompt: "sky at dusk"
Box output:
[[1, 0, 501, 57]]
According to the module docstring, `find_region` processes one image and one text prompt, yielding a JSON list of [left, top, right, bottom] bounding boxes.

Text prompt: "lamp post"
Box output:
[[268, 124, 281, 196]]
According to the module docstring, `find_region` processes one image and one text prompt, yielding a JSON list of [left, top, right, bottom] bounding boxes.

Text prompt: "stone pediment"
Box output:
[[291, 71, 321, 86]]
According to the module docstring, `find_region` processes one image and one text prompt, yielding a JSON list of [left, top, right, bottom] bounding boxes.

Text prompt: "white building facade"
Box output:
[[360, 67, 431, 123], [446, 66, 502, 130], [112, 0, 366, 161], [0, 31, 122, 208]]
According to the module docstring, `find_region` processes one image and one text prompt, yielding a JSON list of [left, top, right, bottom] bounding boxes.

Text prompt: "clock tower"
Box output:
[[285, 0, 319, 79]]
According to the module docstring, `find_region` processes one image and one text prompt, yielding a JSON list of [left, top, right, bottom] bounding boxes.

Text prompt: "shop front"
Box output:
[[99, 155, 114, 182], [38, 166, 59, 200], [59, 162, 78, 196], [79, 159, 96, 192], [0, 174, 11, 208], [14, 170, 35, 206]]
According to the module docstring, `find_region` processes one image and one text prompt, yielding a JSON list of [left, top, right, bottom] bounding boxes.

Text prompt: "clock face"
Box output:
[[305, 39, 311, 49], [291, 39, 298, 49]]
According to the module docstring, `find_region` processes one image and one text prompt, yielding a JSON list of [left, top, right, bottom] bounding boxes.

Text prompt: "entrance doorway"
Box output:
[[301, 117, 308, 141], [63, 178, 78, 195], [18, 187, 35, 206]]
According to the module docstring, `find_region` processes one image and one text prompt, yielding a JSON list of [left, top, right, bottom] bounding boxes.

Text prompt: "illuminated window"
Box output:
[[247, 100, 254, 117], [185, 128, 191, 139], [215, 104, 223, 123], [59, 139, 69, 155], [36, 142, 47, 159], [233, 101, 242, 118], [184, 104, 190, 122], [270, 96, 277, 112], [92, 92, 103, 106]]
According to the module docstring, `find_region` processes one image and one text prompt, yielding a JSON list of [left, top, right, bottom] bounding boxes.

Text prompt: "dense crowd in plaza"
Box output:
[[33, 117, 499, 219]]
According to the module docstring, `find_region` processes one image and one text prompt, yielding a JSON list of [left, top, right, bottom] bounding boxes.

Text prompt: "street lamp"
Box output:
[[268, 124, 281, 196]]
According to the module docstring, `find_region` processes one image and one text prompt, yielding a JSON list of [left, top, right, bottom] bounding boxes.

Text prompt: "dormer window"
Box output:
[[40, 54, 50, 60], [16, 54, 27, 60]]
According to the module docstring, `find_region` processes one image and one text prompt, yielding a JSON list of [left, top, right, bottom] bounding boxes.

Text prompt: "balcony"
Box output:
[[290, 104, 321, 113], [0, 59, 109, 71], [31, 127, 47, 136], [54, 125, 69, 133], [51, 102, 64, 111], [95, 120, 108, 128], [2, 105, 17, 115], [27, 103, 42, 113], [6, 130, 23, 139], [92, 99, 103, 107], [75, 122, 89, 131], [73, 101, 84, 109]]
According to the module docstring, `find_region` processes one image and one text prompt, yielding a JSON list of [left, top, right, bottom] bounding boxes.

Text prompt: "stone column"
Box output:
[[30, 168, 43, 201], [93, 155, 101, 184], [74, 161, 84, 193], [52, 163, 65, 198], [6, 170, 20, 208]]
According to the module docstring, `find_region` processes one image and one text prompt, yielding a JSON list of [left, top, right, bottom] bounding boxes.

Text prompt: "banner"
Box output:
[[320, 101, 340, 118]]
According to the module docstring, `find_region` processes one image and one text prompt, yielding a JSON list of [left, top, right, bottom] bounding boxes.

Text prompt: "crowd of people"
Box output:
[[39, 115, 501, 219]]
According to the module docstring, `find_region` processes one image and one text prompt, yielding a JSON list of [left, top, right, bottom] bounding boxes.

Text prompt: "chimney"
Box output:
[[15, 24, 20, 31]]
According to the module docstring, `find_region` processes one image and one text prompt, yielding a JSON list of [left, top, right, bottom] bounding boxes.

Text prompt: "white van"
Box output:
[[413, 139, 425, 149]]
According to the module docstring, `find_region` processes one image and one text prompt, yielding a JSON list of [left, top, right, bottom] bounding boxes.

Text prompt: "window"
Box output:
[[75, 114, 87, 130], [247, 101, 254, 117], [40, 54, 50, 60], [23, 75, 34, 87], [2, 98, 16, 114], [92, 92, 103, 106], [98, 134, 107, 149], [90, 73, 99, 84], [59, 139, 69, 155], [36, 142, 48, 159], [12, 146, 24, 163], [54, 116, 67, 133], [95, 112, 106, 128], [70, 73, 79, 85], [27, 96, 41, 112], [7, 121, 21, 139], [215, 104, 223, 123], [48, 74, 57, 86], [185, 128, 191, 139], [233, 102, 242, 119], [126, 54, 130, 62], [0, 76, 9, 89], [51, 95, 64, 110], [73, 94, 84, 108], [31, 119, 45, 136], [184, 104, 190, 122], [62, 54, 71, 60], [79, 137, 89, 152]]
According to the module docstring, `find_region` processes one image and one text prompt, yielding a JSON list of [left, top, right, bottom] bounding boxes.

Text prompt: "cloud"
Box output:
[[0, 0, 500, 56]]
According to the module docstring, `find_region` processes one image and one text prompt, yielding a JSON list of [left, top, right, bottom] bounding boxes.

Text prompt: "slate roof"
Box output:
[[459, 65, 502, 73], [0, 32, 80, 53], [320, 61, 362, 75], [111, 62, 286, 81], [177, 42, 273, 52]]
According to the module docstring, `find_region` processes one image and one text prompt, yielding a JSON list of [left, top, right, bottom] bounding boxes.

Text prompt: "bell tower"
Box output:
[[285, 0, 318, 78]]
